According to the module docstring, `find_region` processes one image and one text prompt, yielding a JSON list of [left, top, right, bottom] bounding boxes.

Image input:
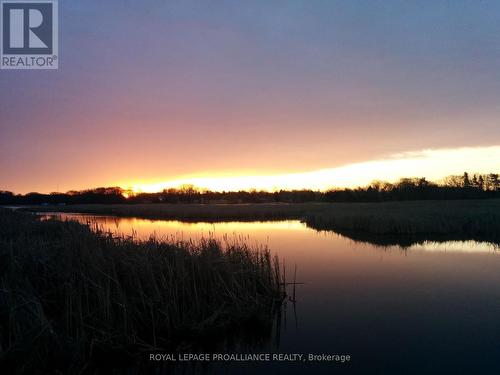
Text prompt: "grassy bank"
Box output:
[[22, 202, 323, 221], [0, 209, 284, 373], [23, 200, 500, 244], [303, 200, 500, 246]]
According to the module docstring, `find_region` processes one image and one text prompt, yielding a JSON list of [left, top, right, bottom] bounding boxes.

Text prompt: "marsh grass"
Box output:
[[0, 209, 285, 373], [25, 202, 318, 222], [304, 200, 500, 245]]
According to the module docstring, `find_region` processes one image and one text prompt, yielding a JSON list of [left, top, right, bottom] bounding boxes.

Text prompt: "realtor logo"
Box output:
[[1, 0, 58, 69]]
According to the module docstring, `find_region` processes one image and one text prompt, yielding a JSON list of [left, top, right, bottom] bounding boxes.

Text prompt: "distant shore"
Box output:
[[17, 199, 500, 245]]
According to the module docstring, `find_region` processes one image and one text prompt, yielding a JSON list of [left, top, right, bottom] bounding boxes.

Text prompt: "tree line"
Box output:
[[1, 172, 499, 205]]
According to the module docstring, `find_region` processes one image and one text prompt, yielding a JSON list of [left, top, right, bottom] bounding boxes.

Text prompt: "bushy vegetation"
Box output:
[[0, 209, 284, 373], [1, 172, 499, 205]]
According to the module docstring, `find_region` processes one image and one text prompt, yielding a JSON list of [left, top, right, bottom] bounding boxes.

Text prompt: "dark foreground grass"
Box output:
[[0, 209, 284, 374], [24, 199, 500, 245]]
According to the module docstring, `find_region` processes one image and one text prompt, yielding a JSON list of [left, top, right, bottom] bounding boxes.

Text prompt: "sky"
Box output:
[[1, 0, 500, 193]]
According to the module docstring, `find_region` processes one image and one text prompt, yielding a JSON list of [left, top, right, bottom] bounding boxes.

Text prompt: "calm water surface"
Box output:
[[40, 213, 500, 374]]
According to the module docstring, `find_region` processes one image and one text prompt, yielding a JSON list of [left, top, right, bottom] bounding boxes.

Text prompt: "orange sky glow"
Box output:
[[121, 146, 500, 193]]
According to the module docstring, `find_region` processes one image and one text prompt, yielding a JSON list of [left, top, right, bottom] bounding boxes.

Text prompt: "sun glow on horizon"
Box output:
[[123, 146, 500, 193]]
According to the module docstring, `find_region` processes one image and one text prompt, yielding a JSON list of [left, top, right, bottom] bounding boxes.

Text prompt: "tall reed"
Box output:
[[0, 209, 284, 373]]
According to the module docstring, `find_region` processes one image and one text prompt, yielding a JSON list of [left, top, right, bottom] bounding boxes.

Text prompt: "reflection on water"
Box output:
[[38, 213, 500, 374], [38, 212, 498, 253]]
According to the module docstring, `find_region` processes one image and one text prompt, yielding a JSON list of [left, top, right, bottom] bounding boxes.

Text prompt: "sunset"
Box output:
[[125, 146, 500, 193], [1, 1, 500, 374]]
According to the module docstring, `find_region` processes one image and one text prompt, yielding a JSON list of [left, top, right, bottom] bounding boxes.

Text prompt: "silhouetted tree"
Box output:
[[1, 172, 499, 205], [463, 172, 471, 188]]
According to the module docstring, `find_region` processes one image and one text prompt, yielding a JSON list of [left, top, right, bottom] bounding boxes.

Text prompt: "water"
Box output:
[[39, 213, 500, 374]]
